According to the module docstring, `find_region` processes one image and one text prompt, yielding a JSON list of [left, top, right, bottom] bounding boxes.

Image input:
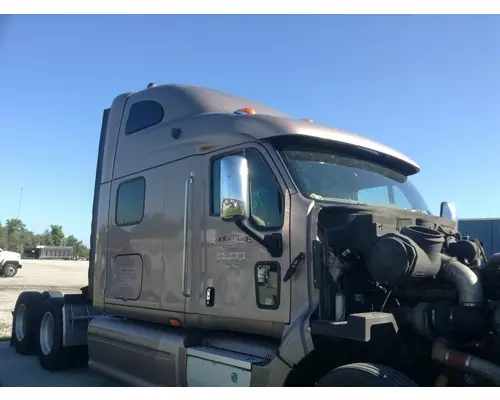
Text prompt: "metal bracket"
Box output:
[[62, 303, 101, 347]]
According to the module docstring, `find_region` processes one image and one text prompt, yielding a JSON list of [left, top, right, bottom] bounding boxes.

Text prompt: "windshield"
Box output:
[[279, 149, 430, 213]]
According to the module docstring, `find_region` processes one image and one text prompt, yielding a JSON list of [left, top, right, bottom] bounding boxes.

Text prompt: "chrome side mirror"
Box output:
[[220, 155, 249, 222], [440, 201, 457, 222]]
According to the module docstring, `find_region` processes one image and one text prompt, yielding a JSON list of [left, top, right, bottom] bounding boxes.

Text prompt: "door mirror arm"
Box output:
[[235, 218, 283, 258]]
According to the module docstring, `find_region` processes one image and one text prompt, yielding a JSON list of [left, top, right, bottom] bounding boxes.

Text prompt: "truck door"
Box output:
[[159, 156, 204, 318], [187, 143, 291, 325]]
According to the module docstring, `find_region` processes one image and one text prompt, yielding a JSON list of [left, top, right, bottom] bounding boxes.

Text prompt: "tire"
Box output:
[[2, 263, 18, 278], [64, 293, 87, 304], [317, 363, 418, 387], [38, 297, 74, 371], [41, 291, 63, 300], [10, 292, 44, 354]]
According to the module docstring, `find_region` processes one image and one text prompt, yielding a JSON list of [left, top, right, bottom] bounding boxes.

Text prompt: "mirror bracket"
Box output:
[[235, 219, 283, 258]]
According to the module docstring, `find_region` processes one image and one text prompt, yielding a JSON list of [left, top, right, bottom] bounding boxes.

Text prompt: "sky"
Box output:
[[0, 15, 499, 245]]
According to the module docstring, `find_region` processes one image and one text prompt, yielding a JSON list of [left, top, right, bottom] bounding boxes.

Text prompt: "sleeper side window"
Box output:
[[125, 100, 164, 135], [211, 148, 284, 230], [116, 177, 146, 227]]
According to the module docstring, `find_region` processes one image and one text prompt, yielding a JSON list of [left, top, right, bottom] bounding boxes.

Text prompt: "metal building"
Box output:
[[458, 218, 500, 258]]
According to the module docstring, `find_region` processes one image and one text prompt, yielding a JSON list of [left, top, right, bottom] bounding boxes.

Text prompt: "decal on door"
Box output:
[[212, 234, 251, 249], [216, 251, 247, 269], [216, 252, 246, 262]]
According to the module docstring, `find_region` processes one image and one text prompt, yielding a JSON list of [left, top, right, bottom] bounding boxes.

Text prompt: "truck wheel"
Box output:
[[10, 292, 44, 354], [2, 263, 18, 278], [38, 297, 73, 371], [317, 363, 418, 387], [41, 291, 63, 300]]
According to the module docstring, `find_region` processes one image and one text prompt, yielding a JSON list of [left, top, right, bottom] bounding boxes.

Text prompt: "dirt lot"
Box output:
[[0, 260, 121, 386], [0, 259, 88, 339], [0, 341, 119, 387]]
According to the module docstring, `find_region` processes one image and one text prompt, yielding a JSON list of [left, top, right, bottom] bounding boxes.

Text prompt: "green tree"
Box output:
[[0, 219, 87, 257], [50, 224, 65, 246], [0, 222, 7, 249], [65, 235, 79, 248], [65, 234, 90, 258], [41, 229, 53, 246], [20, 230, 38, 249], [5, 219, 27, 253], [75, 242, 90, 259], [33, 234, 44, 246]]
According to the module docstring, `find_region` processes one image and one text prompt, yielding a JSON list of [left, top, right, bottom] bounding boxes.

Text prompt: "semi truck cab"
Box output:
[[11, 83, 500, 387]]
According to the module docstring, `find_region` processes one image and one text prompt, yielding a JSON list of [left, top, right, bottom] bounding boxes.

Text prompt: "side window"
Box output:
[[358, 186, 390, 205], [211, 149, 283, 229], [247, 150, 283, 229], [125, 100, 164, 135], [116, 177, 146, 227], [392, 186, 413, 209], [212, 157, 222, 215], [255, 262, 280, 310]]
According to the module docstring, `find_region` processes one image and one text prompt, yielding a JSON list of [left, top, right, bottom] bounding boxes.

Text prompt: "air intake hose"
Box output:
[[440, 254, 483, 307]]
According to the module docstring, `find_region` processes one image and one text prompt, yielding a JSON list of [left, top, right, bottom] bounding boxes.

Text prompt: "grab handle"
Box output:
[[182, 172, 194, 298]]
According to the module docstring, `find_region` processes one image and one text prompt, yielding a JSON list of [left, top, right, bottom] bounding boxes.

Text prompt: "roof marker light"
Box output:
[[301, 118, 314, 123], [234, 107, 256, 115]]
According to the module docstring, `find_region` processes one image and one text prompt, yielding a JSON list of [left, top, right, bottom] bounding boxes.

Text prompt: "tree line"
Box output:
[[0, 219, 90, 258]]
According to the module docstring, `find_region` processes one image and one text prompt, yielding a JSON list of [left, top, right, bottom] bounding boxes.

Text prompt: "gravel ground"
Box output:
[[0, 260, 121, 387], [0, 342, 119, 387], [0, 259, 88, 339]]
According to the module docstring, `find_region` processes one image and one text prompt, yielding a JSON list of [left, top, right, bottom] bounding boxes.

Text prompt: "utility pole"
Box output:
[[17, 186, 23, 219]]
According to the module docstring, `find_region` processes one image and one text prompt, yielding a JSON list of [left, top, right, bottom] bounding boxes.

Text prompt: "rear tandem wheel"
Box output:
[[38, 297, 88, 371], [10, 292, 44, 354]]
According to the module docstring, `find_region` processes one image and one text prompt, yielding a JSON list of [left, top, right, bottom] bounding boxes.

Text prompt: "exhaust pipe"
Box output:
[[440, 254, 483, 307], [432, 339, 500, 386]]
